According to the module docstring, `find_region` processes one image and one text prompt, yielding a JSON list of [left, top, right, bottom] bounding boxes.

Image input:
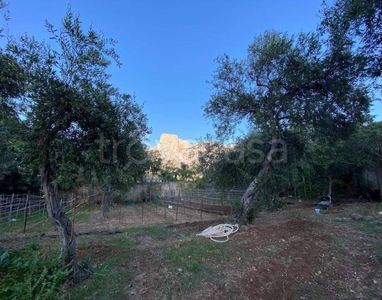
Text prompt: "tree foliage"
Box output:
[[205, 31, 370, 142], [204, 30, 372, 223], [2, 8, 150, 275], [321, 0, 382, 81]]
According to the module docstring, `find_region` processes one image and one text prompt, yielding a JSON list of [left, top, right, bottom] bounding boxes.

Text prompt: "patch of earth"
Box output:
[[124, 215, 382, 299]]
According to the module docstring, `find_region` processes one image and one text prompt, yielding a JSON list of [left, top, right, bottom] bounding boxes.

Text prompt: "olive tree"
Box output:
[[204, 31, 371, 223], [6, 10, 149, 277]]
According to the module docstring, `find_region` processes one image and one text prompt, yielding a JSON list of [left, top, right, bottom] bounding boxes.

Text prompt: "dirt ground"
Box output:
[[78, 202, 382, 300], [2, 201, 382, 299]]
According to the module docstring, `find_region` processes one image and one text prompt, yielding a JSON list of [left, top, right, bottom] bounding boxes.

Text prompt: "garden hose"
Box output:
[[196, 223, 239, 243]]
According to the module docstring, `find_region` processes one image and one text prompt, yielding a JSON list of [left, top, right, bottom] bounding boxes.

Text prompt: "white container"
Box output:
[[315, 208, 321, 215]]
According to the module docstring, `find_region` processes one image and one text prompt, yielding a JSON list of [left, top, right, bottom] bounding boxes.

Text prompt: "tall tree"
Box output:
[[6, 9, 149, 277], [204, 31, 371, 223], [176, 163, 195, 181]]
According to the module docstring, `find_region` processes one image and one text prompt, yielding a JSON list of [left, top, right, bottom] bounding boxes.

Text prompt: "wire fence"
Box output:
[[0, 193, 100, 231], [0, 187, 246, 234], [159, 188, 245, 215]]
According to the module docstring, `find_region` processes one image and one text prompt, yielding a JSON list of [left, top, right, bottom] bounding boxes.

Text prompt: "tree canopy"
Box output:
[[204, 28, 373, 223], [1, 7, 150, 276], [321, 0, 381, 82], [204, 30, 371, 142]]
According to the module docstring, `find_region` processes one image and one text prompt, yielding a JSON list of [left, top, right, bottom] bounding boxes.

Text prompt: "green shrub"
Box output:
[[0, 246, 69, 300], [275, 199, 289, 210]]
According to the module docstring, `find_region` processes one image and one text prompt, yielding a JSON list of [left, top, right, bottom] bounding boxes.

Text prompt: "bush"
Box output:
[[0, 245, 69, 300]]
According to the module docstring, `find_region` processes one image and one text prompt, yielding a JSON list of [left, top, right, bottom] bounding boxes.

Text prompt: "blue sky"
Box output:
[[4, 0, 381, 146]]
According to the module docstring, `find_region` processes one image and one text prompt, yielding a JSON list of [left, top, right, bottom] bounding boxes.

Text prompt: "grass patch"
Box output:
[[66, 252, 134, 300], [0, 210, 51, 235], [352, 219, 382, 235], [160, 237, 230, 295], [68, 224, 175, 299], [351, 203, 382, 217], [99, 234, 138, 248], [70, 225, 233, 299], [73, 211, 92, 224], [123, 223, 173, 240], [166, 238, 227, 263]]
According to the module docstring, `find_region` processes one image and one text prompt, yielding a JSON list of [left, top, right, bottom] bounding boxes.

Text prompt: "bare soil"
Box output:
[[80, 202, 382, 299], [2, 201, 382, 299]]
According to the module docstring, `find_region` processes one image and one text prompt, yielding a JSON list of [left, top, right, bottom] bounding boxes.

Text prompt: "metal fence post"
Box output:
[[23, 192, 30, 233], [9, 193, 14, 226]]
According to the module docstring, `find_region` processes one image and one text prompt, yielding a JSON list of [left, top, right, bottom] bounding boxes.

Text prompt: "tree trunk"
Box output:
[[238, 138, 278, 224], [41, 164, 78, 276], [100, 185, 111, 218], [327, 176, 333, 197], [308, 173, 312, 198], [302, 176, 307, 199]]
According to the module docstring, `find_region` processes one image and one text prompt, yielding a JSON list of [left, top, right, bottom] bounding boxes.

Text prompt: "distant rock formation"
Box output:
[[152, 134, 203, 168]]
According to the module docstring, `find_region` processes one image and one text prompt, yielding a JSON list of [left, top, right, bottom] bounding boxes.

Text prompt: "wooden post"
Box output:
[[28, 195, 32, 217], [70, 192, 77, 243], [23, 192, 30, 233]]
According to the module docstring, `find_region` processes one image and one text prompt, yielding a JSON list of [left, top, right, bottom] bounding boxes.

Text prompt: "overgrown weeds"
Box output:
[[0, 242, 69, 300]]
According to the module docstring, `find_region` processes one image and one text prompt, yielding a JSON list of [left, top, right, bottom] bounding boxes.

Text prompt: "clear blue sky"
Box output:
[[4, 0, 381, 146]]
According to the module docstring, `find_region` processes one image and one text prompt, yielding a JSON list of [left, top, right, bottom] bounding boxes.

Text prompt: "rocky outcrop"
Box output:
[[153, 134, 203, 168]]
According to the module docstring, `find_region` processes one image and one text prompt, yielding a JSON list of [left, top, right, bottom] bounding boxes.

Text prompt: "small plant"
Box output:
[[75, 255, 94, 283], [0, 246, 69, 300], [26, 239, 40, 251], [109, 227, 122, 234], [247, 207, 256, 223], [275, 199, 289, 210], [231, 198, 243, 216]]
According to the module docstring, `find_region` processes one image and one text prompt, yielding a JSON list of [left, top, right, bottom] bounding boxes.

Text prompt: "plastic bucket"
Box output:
[[315, 208, 321, 215]]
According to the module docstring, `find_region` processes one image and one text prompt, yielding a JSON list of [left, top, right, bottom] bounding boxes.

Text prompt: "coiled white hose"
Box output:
[[196, 224, 239, 243]]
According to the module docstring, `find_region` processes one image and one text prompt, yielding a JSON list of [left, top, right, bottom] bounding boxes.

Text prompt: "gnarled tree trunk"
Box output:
[[41, 163, 78, 276], [238, 138, 279, 224]]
